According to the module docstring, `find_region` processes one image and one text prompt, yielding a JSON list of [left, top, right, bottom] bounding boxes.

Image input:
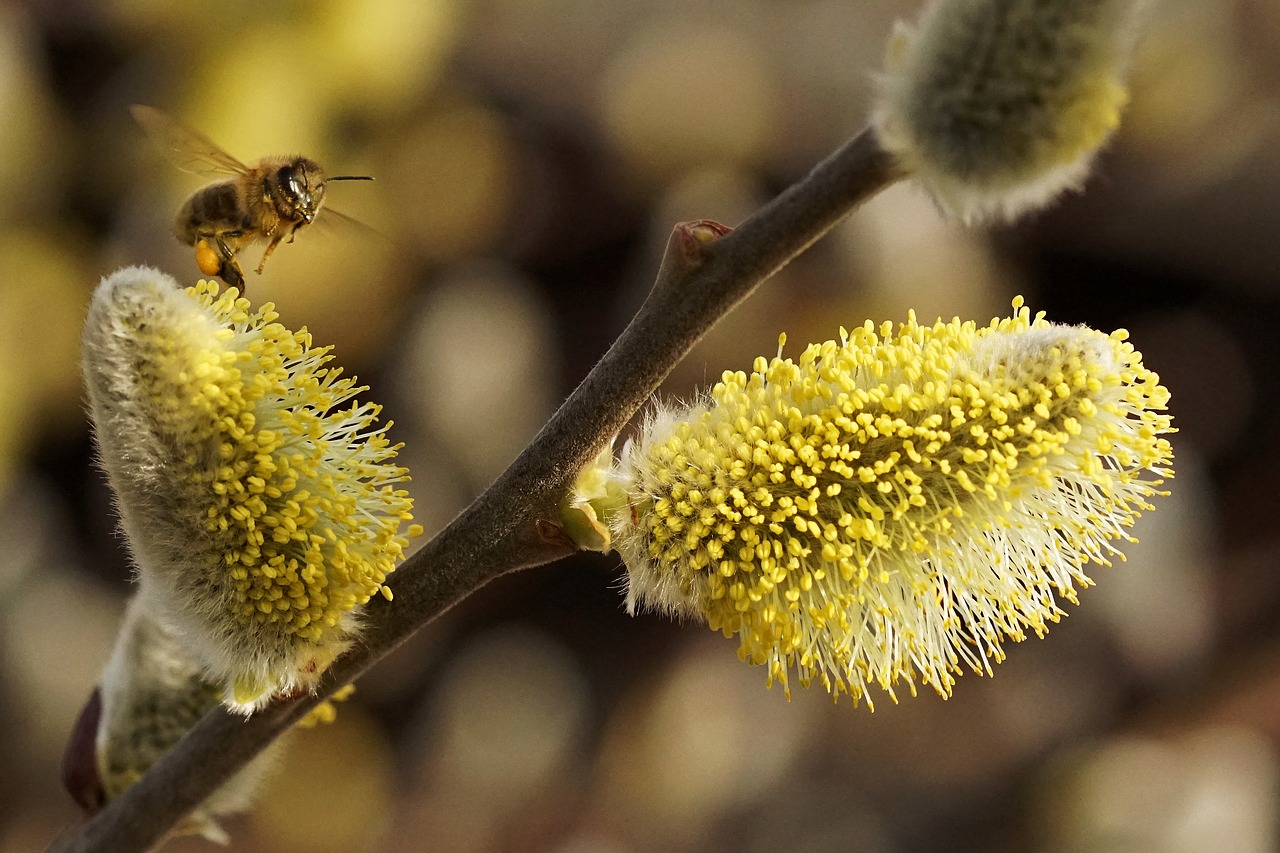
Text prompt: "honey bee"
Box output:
[[130, 104, 372, 289]]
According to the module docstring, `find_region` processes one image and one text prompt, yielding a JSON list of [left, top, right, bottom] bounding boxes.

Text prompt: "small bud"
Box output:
[[73, 594, 352, 842], [874, 0, 1141, 223], [82, 267, 423, 713], [561, 440, 621, 552], [91, 596, 280, 843], [593, 299, 1173, 707]]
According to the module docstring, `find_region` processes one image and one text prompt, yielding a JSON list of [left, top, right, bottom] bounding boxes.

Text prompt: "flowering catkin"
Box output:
[[82, 267, 421, 712], [598, 299, 1173, 706], [874, 0, 1140, 223]]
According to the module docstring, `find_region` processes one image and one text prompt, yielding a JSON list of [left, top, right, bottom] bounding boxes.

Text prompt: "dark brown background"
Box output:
[[2, 0, 1278, 850]]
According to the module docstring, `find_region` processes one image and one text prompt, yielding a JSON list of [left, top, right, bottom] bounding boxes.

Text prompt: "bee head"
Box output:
[[274, 158, 326, 225]]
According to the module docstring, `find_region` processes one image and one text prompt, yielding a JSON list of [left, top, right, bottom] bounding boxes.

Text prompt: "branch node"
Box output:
[[678, 219, 731, 258], [655, 219, 733, 281], [535, 517, 576, 549]]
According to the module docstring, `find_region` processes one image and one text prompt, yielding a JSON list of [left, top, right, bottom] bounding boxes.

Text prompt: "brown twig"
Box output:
[[50, 127, 903, 853]]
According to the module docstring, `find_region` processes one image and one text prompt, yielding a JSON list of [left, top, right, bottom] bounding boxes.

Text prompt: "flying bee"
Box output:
[[130, 104, 372, 289]]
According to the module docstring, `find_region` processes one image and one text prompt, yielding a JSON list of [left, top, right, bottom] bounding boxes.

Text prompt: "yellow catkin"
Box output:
[[83, 268, 424, 713], [610, 299, 1173, 707]]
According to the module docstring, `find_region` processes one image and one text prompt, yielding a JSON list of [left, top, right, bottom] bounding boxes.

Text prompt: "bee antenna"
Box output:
[[325, 175, 374, 183]]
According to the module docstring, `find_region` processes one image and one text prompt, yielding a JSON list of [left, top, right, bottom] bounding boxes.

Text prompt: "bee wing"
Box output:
[[130, 104, 251, 177], [315, 207, 388, 244]]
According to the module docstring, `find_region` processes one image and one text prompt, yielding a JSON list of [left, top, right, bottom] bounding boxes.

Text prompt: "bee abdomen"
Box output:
[[174, 182, 245, 246]]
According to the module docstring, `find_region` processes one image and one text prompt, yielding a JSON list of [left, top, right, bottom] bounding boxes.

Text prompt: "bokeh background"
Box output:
[[2, 0, 1279, 850]]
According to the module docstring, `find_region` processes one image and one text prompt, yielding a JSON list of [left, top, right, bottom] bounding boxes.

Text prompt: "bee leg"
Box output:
[[255, 232, 287, 275], [219, 255, 246, 289], [211, 235, 246, 289]]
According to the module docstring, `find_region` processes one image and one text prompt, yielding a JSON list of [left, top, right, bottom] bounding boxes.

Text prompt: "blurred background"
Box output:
[[2, 0, 1279, 850]]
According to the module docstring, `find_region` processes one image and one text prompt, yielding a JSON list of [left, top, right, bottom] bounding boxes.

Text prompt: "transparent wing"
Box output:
[[313, 206, 388, 244], [130, 104, 251, 177]]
